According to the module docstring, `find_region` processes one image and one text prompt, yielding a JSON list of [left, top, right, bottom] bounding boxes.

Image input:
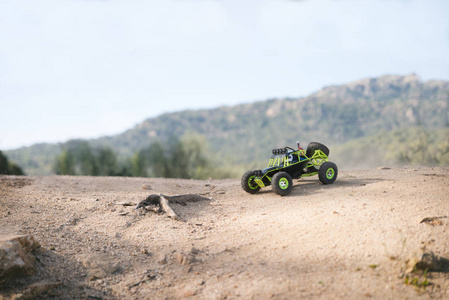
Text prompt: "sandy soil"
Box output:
[[1, 167, 448, 299]]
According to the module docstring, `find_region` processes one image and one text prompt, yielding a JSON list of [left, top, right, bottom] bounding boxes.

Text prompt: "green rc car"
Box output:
[[241, 141, 338, 196]]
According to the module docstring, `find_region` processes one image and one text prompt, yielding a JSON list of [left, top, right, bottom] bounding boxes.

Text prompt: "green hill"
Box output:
[[6, 74, 449, 176], [333, 127, 449, 169]]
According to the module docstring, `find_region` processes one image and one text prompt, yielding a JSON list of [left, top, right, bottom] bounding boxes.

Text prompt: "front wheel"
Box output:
[[241, 171, 261, 194], [318, 162, 338, 184], [272, 172, 293, 196]]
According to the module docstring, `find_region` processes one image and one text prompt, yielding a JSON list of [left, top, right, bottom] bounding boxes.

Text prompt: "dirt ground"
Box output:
[[1, 167, 448, 299]]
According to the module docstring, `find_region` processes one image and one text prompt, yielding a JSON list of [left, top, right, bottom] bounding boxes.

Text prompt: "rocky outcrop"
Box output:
[[0, 235, 41, 282]]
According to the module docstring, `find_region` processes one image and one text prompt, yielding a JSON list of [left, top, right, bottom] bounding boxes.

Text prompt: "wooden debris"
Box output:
[[135, 194, 210, 220], [420, 216, 447, 226], [160, 195, 179, 219]]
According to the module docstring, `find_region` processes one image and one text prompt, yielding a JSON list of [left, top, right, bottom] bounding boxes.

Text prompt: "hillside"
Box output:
[[1, 168, 448, 298], [6, 74, 449, 175]]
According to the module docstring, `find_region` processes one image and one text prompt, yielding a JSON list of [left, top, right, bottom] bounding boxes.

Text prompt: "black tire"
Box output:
[[241, 171, 261, 194], [271, 172, 293, 196], [306, 142, 330, 158], [318, 162, 338, 184]]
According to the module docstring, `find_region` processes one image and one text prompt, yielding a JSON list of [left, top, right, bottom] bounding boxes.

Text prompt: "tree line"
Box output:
[[7, 127, 448, 178], [54, 134, 238, 179]]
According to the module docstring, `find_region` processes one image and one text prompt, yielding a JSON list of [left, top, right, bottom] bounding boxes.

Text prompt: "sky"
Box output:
[[1, 0, 449, 150]]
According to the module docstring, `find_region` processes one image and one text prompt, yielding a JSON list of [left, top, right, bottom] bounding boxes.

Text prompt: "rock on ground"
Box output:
[[0, 235, 40, 282]]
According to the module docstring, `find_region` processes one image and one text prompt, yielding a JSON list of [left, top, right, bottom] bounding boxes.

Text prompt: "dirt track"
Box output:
[[1, 167, 448, 299]]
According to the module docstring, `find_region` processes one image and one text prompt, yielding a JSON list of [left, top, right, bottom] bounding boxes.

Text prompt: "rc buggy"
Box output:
[[241, 141, 338, 196]]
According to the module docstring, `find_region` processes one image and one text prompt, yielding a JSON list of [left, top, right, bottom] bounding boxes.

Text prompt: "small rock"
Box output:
[[190, 247, 200, 255], [140, 248, 150, 255], [0, 235, 41, 282], [406, 250, 449, 273], [176, 252, 196, 266], [157, 253, 167, 265], [67, 218, 79, 226], [176, 253, 185, 265], [414, 251, 449, 272]]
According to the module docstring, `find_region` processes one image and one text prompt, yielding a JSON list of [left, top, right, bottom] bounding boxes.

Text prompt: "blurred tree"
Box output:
[[0, 151, 8, 174], [74, 141, 97, 175], [147, 141, 169, 177], [53, 134, 240, 178], [131, 151, 149, 177], [54, 150, 76, 175], [95, 147, 120, 176], [54, 142, 121, 176], [133, 134, 211, 179], [0, 151, 24, 175], [166, 137, 189, 178], [181, 133, 210, 179]]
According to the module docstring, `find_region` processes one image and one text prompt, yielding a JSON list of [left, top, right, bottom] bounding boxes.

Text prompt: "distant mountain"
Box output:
[[6, 74, 449, 175]]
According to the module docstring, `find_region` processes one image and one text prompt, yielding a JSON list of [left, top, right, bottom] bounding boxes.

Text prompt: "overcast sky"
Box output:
[[1, 0, 448, 150]]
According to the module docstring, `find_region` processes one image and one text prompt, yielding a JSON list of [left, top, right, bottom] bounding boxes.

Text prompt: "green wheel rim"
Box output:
[[248, 176, 259, 189], [326, 168, 335, 179], [279, 177, 289, 190]]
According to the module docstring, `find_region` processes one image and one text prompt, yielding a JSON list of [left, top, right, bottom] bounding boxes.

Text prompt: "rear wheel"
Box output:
[[272, 172, 293, 196], [241, 171, 261, 194], [306, 142, 330, 158], [318, 162, 338, 184]]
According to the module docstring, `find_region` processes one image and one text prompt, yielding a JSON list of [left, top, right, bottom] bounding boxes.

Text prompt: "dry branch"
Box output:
[[161, 194, 210, 205], [159, 195, 178, 219], [135, 193, 210, 220]]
